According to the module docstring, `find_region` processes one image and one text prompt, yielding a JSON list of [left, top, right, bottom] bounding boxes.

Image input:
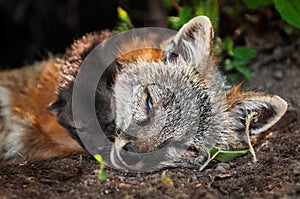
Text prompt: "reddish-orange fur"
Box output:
[[118, 48, 162, 65], [117, 36, 163, 65], [0, 57, 83, 162]]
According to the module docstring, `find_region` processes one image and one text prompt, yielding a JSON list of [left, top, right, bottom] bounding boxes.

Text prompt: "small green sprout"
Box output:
[[200, 111, 259, 171], [113, 7, 134, 34], [161, 171, 174, 187], [94, 154, 107, 180]]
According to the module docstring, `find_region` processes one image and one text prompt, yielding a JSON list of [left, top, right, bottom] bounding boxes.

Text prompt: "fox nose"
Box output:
[[119, 142, 142, 166]]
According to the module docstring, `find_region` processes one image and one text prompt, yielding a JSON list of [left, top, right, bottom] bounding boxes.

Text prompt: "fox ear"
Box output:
[[230, 93, 288, 137], [162, 16, 214, 68]]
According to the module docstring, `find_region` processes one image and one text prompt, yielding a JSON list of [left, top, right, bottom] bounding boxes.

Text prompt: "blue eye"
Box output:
[[146, 99, 152, 109], [144, 87, 154, 117], [146, 95, 153, 110]]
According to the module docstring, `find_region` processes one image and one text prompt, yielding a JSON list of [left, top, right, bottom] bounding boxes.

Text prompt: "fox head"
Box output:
[[52, 16, 287, 172]]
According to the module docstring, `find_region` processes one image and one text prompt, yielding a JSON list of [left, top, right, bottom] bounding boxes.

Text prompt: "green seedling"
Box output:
[[161, 171, 174, 187], [113, 7, 134, 34], [94, 154, 107, 180], [200, 111, 258, 171]]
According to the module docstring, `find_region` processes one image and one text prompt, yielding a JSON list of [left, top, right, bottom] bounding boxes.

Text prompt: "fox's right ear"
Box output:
[[229, 93, 288, 138], [162, 16, 214, 68]]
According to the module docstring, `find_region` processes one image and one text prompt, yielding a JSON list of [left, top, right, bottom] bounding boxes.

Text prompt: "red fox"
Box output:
[[0, 30, 111, 164], [0, 16, 287, 171]]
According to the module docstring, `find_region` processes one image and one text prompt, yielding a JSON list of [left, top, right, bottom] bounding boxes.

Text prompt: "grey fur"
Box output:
[[109, 16, 287, 171]]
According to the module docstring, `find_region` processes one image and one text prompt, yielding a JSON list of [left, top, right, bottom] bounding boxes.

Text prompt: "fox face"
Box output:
[[112, 62, 215, 170], [53, 16, 287, 172], [110, 16, 287, 171]]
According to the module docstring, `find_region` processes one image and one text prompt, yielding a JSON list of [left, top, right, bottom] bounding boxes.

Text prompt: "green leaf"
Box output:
[[210, 148, 249, 162], [94, 154, 103, 163], [235, 64, 252, 80], [232, 47, 257, 61], [225, 59, 234, 71], [195, 0, 219, 29], [274, 0, 300, 29], [167, 16, 183, 30], [117, 7, 130, 22], [242, 0, 273, 9], [97, 171, 107, 180], [113, 7, 134, 34], [223, 36, 234, 56], [179, 7, 193, 24]]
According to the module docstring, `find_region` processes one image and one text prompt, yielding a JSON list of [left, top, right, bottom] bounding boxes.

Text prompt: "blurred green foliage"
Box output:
[[164, 0, 257, 83], [219, 37, 257, 82], [241, 0, 273, 9], [113, 7, 134, 34], [167, 0, 219, 30], [114, 1, 299, 83], [243, 0, 300, 29]]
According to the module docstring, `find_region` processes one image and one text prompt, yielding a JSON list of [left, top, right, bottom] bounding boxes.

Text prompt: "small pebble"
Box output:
[[118, 176, 125, 181], [118, 182, 132, 189], [214, 165, 227, 174], [191, 175, 197, 181], [273, 70, 283, 80], [83, 179, 95, 186], [176, 172, 185, 178]]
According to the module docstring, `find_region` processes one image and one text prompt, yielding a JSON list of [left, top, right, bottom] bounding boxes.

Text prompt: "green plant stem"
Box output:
[[94, 154, 107, 180], [199, 145, 220, 171], [245, 112, 258, 163]]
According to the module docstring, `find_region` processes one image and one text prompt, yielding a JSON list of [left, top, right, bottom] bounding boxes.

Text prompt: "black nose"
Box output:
[[119, 142, 142, 166]]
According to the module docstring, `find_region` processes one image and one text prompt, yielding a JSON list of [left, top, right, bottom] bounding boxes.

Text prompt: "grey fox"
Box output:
[[0, 16, 287, 172]]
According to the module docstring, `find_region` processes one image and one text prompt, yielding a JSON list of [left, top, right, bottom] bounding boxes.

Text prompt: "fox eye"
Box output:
[[146, 93, 152, 109], [132, 86, 155, 126], [145, 88, 154, 116]]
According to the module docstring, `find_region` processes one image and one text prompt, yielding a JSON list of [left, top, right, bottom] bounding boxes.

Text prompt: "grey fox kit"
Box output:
[[0, 16, 287, 171]]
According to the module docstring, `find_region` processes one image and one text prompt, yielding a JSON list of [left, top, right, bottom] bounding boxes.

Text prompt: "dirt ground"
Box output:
[[1, 36, 300, 199]]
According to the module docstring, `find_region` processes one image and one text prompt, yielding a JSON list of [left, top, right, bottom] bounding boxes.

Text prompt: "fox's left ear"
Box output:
[[162, 16, 214, 68], [230, 93, 288, 137]]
